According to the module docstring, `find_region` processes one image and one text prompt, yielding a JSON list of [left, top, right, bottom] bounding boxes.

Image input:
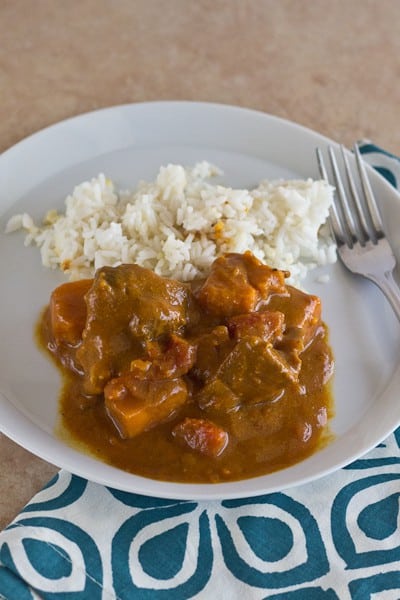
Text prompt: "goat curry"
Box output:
[[39, 251, 334, 483]]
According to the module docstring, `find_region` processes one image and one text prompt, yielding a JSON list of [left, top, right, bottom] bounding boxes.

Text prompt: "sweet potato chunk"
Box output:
[[195, 252, 287, 317], [172, 417, 228, 457], [104, 374, 188, 438], [50, 279, 93, 346]]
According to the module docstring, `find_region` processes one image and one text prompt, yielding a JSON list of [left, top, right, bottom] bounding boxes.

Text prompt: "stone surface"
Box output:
[[1, 0, 400, 530]]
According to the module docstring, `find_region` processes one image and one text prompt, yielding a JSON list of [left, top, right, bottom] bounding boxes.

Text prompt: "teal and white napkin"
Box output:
[[0, 143, 399, 600]]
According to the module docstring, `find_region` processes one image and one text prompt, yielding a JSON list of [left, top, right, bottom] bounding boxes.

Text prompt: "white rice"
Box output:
[[5, 161, 336, 286]]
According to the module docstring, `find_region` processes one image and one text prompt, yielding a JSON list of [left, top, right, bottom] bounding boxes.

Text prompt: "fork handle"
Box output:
[[368, 269, 400, 323]]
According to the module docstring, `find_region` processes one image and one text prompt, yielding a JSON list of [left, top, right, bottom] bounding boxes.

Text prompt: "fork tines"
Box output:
[[316, 144, 384, 248]]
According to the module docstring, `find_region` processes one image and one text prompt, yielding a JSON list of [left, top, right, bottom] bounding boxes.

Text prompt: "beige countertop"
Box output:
[[1, 0, 400, 531]]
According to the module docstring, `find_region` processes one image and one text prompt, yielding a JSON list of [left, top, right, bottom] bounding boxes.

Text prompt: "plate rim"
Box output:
[[1, 99, 400, 500]]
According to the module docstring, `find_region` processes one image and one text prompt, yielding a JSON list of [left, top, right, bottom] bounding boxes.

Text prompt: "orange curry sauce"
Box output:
[[38, 252, 334, 483]]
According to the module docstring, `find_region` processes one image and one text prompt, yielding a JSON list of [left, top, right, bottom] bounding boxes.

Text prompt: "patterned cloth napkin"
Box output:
[[1, 143, 399, 600]]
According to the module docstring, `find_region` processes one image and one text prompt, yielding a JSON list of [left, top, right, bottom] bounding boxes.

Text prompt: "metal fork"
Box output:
[[316, 144, 400, 322]]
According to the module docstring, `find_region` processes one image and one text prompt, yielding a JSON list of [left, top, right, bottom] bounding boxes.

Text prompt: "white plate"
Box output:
[[1, 101, 400, 500]]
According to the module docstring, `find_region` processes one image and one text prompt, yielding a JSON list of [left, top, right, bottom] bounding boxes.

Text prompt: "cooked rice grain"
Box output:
[[6, 162, 336, 285]]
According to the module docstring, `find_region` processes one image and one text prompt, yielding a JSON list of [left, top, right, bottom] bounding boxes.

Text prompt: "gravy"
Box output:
[[39, 252, 334, 483]]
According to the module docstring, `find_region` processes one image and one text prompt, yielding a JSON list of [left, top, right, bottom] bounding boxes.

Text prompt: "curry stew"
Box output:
[[39, 251, 334, 483]]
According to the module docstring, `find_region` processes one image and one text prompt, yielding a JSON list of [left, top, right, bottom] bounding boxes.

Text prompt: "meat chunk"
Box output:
[[227, 310, 284, 343], [50, 279, 93, 346], [195, 252, 287, 317], [274, 328, 304, 374], [269, 285, 322, 348], [190, 326, 233, 383], [227, 402, 286, 442], [268, 285, 323, 372], [130, 334, 196, 380], [172, 417, 228, 457], [76, 264, 194, 394], [148, 334, 196, 378], [197, 337, 300, 414], [195, 378, 241, 413], [299, 333, 334, 394], [104, 374, 188, 438]]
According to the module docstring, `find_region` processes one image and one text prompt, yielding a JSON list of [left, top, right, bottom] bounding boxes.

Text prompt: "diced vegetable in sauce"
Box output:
[[172, 418, 229, 458], [50, 279, 92, 346], [104, 375, 188, 438], [39, 251, 334, 483]]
